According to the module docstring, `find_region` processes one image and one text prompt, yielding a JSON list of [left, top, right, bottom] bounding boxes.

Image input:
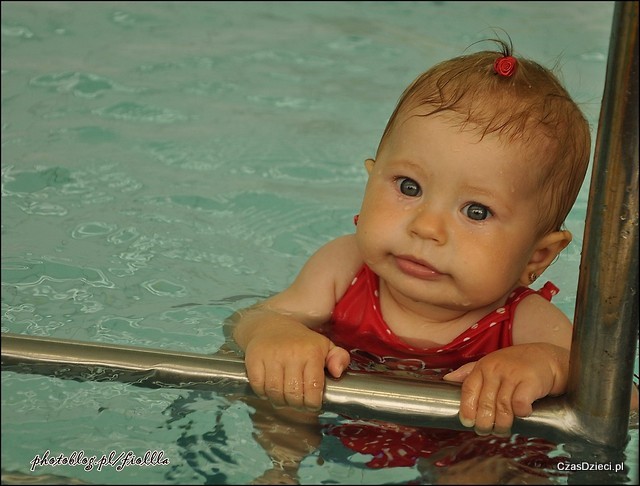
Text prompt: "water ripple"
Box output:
[[144, 141, 234, 171], [29, 72, 143, 98], [142, 279, 187, 297], [2, 258, 115, 289], [2, 166, 73, 194], [107, 227, 140, 245], [13, 199, 68, 216], [71, 222, 118, 239], [92, 102, 188, 123], [1, 23, 34, 39]]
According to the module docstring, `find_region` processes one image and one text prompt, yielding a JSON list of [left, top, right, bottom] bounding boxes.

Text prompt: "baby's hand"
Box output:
[[443, 343, 569, 436], [244, 322, 350, 412]]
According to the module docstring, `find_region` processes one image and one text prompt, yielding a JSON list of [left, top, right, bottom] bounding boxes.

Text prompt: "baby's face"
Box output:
[[355, 109, 544, 311]]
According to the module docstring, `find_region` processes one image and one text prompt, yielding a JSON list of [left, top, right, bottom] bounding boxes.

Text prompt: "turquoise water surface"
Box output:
[[2, 1, 637, 484]]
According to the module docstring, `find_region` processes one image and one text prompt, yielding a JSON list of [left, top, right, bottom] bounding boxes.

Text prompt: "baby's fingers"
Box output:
[[460, 376, 537, 437], [244, 356, 271, 400], [302, 362, 325, 411], [289, 343, 349, 412], [510, 382, 537, 418], [469, 376, 502, 436], [492, 381, 538, 436], [283, 365, 305, 409], [280, 356, 326, 411], [325, 344, 350, 379], [264, 363, 289, 407], [443, 361, 477, 383], [458, 370, 481, 429], [459, 372, 512, 436], [491, 381, 518, 437]]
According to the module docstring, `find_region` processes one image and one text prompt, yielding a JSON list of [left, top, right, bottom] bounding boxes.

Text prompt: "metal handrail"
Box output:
[[566, 0, 639, 447], [1, 332, 579, 444]]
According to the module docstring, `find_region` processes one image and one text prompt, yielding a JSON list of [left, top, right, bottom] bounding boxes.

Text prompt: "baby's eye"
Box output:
[[463, 203, 492, 221], [396, 177, 421, 197]]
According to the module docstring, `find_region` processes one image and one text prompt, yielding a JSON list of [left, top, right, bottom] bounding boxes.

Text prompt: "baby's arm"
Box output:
[[231, 235, 361, 411], [444, 294, 572, 436]]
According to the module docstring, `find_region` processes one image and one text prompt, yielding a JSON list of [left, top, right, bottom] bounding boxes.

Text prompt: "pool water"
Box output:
[[2, 1, 637, 484]]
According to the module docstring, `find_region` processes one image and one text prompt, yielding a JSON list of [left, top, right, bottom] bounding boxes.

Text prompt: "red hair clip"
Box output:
[[494, 56, 517, 77]]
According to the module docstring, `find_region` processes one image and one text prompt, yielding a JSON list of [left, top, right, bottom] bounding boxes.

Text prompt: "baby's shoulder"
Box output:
[[309, 234, 361, 266], [307, 234, 364, 295], [511, 288, 573, 348], [513, 288, 567, 317], [266, 234, 364, 323]]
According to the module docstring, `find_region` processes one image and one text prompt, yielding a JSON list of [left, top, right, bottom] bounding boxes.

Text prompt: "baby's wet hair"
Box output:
[[377, 36, 591, 236]]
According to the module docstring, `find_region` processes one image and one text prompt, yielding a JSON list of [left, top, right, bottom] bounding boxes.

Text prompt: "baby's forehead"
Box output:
[[395, 103, 555, 154], [387, 109, 550, 183]]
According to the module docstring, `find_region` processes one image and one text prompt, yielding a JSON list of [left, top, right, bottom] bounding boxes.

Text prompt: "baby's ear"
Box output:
[[364, 158, 375, 174], [521, 230, 572, 285]]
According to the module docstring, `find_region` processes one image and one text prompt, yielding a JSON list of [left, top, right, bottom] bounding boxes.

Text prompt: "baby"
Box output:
[[228, 38, 594, 481]]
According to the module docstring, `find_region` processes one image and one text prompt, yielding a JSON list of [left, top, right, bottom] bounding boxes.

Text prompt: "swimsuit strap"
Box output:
[[537, 281, 559, 301], [509, 281, 559, 307]]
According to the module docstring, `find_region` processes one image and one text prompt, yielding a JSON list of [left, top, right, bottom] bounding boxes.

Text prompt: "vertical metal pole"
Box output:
[[567, 1, 639, 447]]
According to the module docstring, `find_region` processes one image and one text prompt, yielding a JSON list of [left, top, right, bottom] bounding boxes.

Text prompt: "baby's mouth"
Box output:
[[394, 255, 442, 280]]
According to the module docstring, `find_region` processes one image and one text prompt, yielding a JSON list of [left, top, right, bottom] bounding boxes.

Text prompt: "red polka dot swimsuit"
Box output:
[[321, 264, 565, 471], [327, 264, 559, 372]]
